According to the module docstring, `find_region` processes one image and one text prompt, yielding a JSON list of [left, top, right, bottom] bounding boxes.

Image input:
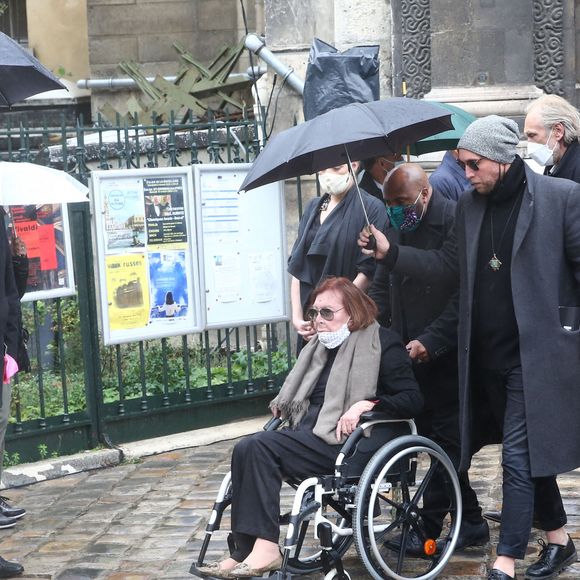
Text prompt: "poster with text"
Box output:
[[7, 204, 76, 300], [144, 176, 187, 248], [105, 254, 150, 331], [102, 183, 146, 250]]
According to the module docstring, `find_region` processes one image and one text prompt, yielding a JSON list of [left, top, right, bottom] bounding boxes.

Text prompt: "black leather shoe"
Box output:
[[488, 569, 516, 580], [455, 519, 489, 549], [484, 510, 540, 529], [384, 529, 433, 558], [0, 556, 23, 578], [0, 515, 17, 530], [525, 536, 577, 579], [436, 519, 489, 552], [483, 510, 502, 524], [0, 497, 25, 520]]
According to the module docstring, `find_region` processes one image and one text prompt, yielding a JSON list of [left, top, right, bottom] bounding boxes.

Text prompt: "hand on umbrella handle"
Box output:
[[358, 224, 389, 259]]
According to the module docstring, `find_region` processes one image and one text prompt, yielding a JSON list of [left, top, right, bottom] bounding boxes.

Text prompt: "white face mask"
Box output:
[[317, 322, 351, 349], [527, 129, 557, 167], [319, 171, 351, 196]]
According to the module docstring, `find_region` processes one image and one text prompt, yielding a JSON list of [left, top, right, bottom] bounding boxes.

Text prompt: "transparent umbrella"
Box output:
[[0, 162, 89, 205]]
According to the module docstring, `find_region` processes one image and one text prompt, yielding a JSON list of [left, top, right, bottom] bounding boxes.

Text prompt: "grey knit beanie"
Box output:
[[457, 115, 520, 163]]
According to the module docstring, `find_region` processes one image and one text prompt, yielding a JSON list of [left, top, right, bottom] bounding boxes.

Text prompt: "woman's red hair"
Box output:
[[309, 277, 378, 331]]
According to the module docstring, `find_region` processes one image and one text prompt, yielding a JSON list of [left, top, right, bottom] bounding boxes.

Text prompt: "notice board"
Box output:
[[92, 167, 203, 345], [194, 164, 289, 328]]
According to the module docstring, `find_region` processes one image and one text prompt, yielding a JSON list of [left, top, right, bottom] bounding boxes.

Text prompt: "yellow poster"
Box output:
[[106, 254, 150, 331]]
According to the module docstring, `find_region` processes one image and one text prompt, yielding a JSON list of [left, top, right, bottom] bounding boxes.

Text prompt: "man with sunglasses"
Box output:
[[367, 163, 488, 556], [359, 115, 580, 580]]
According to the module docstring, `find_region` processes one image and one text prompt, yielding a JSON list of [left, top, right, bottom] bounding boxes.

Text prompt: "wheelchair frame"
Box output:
[[192, 412, 463, 580]]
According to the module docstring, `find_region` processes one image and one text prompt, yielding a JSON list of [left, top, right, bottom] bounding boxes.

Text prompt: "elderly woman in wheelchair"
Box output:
[[193, 278, 462, 579]]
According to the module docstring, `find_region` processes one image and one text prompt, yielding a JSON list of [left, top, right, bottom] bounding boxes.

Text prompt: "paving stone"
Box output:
[[1, 438, 579, 578], [55, 567, 108, 579]]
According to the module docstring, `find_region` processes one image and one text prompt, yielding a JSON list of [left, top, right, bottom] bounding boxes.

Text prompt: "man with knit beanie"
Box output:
[[359, 115, 580, 579]]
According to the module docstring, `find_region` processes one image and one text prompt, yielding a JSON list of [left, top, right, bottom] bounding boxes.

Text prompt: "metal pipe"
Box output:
[[244, 33, 304, 95], [76, 69, 266, 91]]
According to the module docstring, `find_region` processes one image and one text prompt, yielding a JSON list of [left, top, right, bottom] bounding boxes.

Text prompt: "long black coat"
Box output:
[[393, 165, 580, 477], [369, 190, 459, 406], [369, 191, 457, 355]]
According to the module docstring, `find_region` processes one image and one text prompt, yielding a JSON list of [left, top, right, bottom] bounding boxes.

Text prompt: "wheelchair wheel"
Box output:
[[353, 435, 462, 580], [286, 498, 353, 575]]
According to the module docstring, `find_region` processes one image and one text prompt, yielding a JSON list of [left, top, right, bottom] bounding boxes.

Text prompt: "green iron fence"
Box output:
[[1, 112, 297, 465]]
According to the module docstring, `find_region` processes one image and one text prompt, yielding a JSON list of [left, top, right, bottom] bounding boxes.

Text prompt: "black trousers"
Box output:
[[230, 429, 340, 560], [474, 366, 567, 559], [414, 358, 482, 537]]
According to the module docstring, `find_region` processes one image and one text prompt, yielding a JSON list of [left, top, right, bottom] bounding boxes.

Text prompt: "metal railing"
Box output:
[[2, 111, 296, 465]]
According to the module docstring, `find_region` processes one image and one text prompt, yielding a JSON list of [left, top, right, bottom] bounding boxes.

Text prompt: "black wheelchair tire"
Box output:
[[352, 435, 462, 580]]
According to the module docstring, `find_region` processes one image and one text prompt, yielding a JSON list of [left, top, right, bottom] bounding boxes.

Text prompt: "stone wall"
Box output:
[[86, 0, 262, 116]]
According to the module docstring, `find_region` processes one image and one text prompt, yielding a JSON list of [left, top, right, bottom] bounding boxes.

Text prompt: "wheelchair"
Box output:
[[191, 411, 463, 580]]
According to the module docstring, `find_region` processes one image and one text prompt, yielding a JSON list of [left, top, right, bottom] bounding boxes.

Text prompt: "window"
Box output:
[[0, 0, 28, 44]]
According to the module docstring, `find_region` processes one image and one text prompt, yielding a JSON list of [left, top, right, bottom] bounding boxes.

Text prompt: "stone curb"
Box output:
[[1, 415, 268, 489]]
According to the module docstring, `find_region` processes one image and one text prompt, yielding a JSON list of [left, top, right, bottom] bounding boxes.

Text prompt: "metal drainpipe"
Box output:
[[76, 70, 266, 91], [244, 33, 305, 96]]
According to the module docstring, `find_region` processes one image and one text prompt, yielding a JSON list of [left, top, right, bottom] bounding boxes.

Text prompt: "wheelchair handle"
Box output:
[[263, 416, 283, 431]]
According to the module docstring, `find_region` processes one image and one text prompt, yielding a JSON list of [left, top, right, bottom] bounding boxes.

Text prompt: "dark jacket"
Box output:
[[369, 190, 457, 357], [373, 326, 425, 419], [369, 191, 459, 405], [358, 170, 384, 201], [288, 185, 388, 309], [0, 223, 20, 361], [386, 164, 580, 478], [429, 151, 471, 201], [544, 139, 580, 184]]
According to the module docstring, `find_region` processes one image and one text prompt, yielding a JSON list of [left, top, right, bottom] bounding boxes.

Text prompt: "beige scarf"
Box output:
[[270, 321, 381, 445]]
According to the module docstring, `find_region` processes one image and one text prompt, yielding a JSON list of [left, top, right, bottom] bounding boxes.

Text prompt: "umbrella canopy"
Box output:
[[0, 162, 89, 205], [409, 102, 476, 156], [0, 32, 65, 106], [239, 97, 453, 192]]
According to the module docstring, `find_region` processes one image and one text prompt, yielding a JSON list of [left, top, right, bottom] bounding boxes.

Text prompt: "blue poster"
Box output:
[[148, 251, 188, 319]]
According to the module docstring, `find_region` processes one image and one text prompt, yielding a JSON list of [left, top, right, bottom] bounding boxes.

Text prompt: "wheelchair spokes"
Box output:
[[353, 436, 462, 580]]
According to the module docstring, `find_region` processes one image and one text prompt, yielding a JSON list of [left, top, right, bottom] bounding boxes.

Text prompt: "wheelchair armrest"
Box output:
[[336, 414, 416, 468], [359, 411, 397, 423], [263, 416, 283, 431], [359, 412, 416, 435]]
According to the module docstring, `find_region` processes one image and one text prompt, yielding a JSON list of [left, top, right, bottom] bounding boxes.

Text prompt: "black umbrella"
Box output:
[[0, 32, 66, 107], [239, 97, 453, 193]]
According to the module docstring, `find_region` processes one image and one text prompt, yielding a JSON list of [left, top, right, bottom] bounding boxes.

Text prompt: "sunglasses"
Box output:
[[306, 306, 344, 321], [456, 158, 482, 171]]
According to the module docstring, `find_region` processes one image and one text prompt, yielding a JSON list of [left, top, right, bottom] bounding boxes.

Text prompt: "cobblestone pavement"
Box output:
[[1, 440, 579, 579]]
